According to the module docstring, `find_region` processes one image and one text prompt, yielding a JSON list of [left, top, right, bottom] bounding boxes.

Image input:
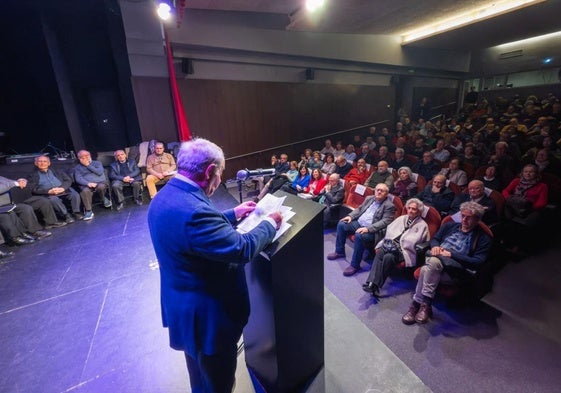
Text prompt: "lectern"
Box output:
[[243, 191, 325, 393]]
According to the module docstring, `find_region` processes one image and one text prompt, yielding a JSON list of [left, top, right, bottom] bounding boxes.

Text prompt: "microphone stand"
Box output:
[[237, 179, 243, 204]]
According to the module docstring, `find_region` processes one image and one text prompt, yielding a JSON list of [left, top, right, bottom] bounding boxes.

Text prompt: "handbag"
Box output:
[[381, 238, 401, 253]]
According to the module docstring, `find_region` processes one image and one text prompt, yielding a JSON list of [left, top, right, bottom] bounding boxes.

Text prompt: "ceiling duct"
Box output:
[[499, 50, 523, 60]]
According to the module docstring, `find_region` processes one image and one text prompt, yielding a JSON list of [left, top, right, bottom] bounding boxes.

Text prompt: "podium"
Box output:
[[243, 191, 325, 393]]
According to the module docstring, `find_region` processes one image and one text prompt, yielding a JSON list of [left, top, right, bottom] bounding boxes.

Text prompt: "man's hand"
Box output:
[[234, 201, 257, 219], [267, 211, 283, 230], [355, 227, 369, 234], [87, 182, 97, 188], [17, 178, 27, 189], [340, 216, 352, 223], [49, 187, 65, 195]]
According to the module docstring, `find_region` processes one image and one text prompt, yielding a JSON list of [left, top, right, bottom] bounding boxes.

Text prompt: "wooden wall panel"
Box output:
[[132, 77, 395, 179]]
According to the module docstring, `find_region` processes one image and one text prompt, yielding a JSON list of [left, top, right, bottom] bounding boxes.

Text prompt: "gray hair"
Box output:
[[397, 166, 413, 178], [177, 138, 225, 177], [405, 197, 425, 214], [459, 201, 485, 219]]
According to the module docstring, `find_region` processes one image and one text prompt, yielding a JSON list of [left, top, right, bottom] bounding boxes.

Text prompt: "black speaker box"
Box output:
[[305, 68, 314, 81], [182, 58, 194, 74]]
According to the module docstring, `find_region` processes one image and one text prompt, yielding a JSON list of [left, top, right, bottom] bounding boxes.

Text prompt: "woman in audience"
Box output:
[[362, 198, 430, 297], [321, 152, 336, 175], [308, 150, 324, 170], [256, 160, 298, 200], [281, 164, 311, 195], [459, 143, 480, 169], [477, 165, 503, 191], [299, 168, 327, 199], [392, 166, 418, 201], [334, 141, 345, 157], [502, 164, 549, 252]]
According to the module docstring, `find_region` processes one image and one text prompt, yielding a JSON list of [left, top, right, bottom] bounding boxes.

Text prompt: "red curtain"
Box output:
[[164, 27, 191, 141]]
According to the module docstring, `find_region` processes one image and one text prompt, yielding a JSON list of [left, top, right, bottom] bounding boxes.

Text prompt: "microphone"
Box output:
[[237, 168, 276, 181]]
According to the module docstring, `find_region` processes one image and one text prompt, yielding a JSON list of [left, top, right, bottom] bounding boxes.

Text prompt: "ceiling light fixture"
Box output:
[[401, 0, 544, 45], [306, 0, 325, 13]]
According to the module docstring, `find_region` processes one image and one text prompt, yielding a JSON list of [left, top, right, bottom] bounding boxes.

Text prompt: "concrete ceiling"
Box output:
[[182, 0, 561, 51]]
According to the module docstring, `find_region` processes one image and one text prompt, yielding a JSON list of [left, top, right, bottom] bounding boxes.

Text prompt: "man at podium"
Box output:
[[148, 138, 282, 393]]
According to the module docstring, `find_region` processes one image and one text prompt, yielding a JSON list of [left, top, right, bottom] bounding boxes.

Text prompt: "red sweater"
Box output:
[[502, 178, 548, 210]]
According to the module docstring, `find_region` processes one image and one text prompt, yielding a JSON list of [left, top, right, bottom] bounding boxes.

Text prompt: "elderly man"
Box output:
[[109, 150, 143, 210], [344, 158, 369, 186], [0, 176, 53, 244], [362, 198, 430, 297], [415, 174, 455, 216], [74, 150, 111, 220], [315, 173, 345, 228], [327, 183, 396, 277], [412, 150, 441, 182], [333, 155, 353, 178], [148, 138, 282, 393], [27, 155, 82, 222], [146, 142, 177, 199], [450, 180, 498, 225], [365, 160, 394, 191], [402, 201, 492, 325]]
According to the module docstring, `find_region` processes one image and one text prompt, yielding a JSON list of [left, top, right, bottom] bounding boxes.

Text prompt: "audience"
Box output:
[[280, 164, 310, 195], [74, 150, 111, 221], [146, 142, 177, 200], [344, 158, 369, 186], [365, 160, 394, 190], [109, 149, 144, 210], [362, 198, 430, 297], [391, 166, 418, 201], [402, 202, 491, 325], [316, 173, 345, 228], [327, 183, 395, 277], [415, 174, 455, 216]]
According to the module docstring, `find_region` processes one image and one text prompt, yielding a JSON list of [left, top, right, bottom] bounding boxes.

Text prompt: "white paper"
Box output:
[[236, 193, 293, 243]]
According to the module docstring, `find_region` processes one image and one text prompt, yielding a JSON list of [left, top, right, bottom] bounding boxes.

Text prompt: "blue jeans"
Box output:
[[335, 220, 377, 268]]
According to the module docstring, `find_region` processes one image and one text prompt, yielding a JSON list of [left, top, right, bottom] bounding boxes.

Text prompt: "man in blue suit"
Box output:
[[148, 138, 282, 393]]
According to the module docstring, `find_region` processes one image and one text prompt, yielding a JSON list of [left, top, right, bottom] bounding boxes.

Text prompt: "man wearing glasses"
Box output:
[[327, 183, 395, 276]]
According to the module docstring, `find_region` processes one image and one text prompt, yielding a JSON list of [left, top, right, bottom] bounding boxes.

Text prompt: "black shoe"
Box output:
[[32, 230, 52, 240], [10, 236, 35, 246], [44, 221, 67, 229], [74, 212, 84, 220], [21, 233, 37, 241], [362, 282, 380, 297], [65, 214, 75, 224], [0, 249, 15, 258], [116, 202, 124, 211], [134, 198, 143, 206]]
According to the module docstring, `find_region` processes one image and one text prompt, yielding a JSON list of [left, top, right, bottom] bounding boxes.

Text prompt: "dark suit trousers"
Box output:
[[24, 196, 58, 226], [185, 342, 238, 393], [14, 203, 43, 233]]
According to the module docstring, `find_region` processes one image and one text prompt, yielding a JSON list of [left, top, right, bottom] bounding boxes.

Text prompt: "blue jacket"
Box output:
[[147, 177, 275, 355], [74, 160, 107, 186], [108, 159, 142, 182]]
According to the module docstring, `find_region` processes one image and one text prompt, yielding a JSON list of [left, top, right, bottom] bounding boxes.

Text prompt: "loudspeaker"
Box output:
[[305, 68, 314, 81], [182, 58, 194, 75]]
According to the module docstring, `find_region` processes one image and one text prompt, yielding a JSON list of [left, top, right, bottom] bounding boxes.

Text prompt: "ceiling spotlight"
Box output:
[[306, 0, 325, 13], [543, 57, 553, 64], [157, 1, 172, 21]]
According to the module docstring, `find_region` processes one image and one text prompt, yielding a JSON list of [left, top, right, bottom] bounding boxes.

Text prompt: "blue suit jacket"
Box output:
[[147, 177, 275, 356]]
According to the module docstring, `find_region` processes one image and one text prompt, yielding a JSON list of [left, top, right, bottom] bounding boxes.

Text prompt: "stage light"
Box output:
[[543, 57, 553, 64], [157, 1, 172, 21], [401, 0, 544, 45], [306, 0, 325, 13]]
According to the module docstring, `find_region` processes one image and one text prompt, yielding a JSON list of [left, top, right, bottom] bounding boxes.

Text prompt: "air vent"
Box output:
[[499, 50, 523, 60]]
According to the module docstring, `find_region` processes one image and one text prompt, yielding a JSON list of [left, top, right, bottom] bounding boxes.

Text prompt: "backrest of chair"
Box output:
[[138, 141, 150, 168], [405, 154, 419, 165], [344, 184, 374, 209], [387, 194, 403, 219], [486, 188, 506, 219], [412, 173, 427, 191], [446, 180, 462, 195]]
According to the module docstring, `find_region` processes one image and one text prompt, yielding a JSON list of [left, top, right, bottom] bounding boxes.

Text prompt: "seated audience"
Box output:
[[362, 198, 430, 297], [449, 180, 498, 225], [327, 183, 395, 277], [300, 168, 327, 198], [315, 173, 345, 228], [74, 150, 111, 220], [412, 151, 441, 183], [459, 143, 480, 169], [431, 139, 450, 163], [392, 166, 418, 201], [388, 147, 412, 170], [355, 143, 375, 165], [365, 160, 394, 191], [308, 150, 323, 170], [415, 174, 455, 216], [109, 149, 144, 210], [333, 155, 353, 178], [344, 158, 369, 186], [0, 176, 53, 244], [373, 146, 391, 166], [256, 160, 298, 200], [502, 164, 548, 230], [321, 153, 336, 175], [402, 202, 492, 325], [146, 142, 177, 199], [320, 139, 336, 156], [334, 141, 345, 157], [439, 158, 468, 188], [280, 165, 310, 195], [477, 165, 503, 191], [343, 144, 357, 162], [27, 155, 82, 221]]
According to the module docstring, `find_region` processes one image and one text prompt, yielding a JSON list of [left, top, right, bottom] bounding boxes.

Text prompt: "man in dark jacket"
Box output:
[[148, 138, 282, 393], [109, 150, 143, 210]]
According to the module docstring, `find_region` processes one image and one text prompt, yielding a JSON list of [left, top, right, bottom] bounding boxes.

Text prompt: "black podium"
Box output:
[[243, 191, 325, 393]]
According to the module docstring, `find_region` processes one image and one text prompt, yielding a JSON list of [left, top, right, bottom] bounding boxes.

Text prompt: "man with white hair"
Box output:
[[148, 138, 282, 393]]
